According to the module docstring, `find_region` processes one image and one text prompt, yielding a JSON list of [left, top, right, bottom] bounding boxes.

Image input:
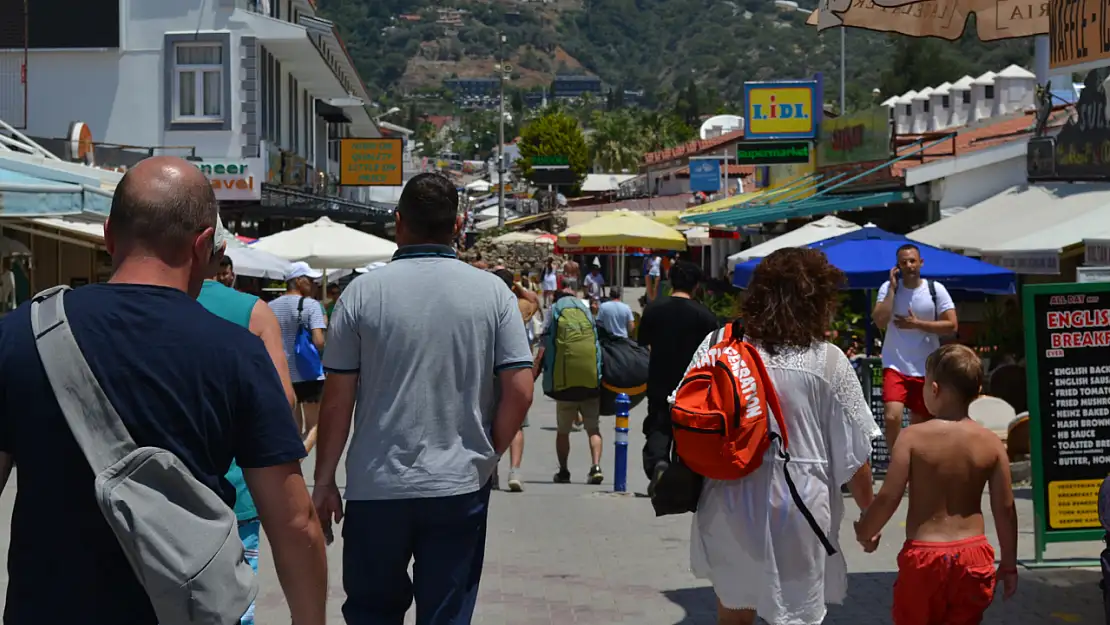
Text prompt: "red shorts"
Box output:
[[882, 368, 931, 418], [893, 535, 996, 625]]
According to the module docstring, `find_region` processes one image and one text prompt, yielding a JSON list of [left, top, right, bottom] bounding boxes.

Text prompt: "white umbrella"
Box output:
[[727, 215, 861, 269], [224, 245, 292, 280], [252, 216, 398, 269]]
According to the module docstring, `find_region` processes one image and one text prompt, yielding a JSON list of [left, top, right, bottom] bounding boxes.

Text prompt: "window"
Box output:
[[923, 100, 930, 113], [164, 33, 230, 131], [962, 91, 971, 104], [904, 104, 911, 116], [173, 43, 223, 121], [260, 49, 269, 141], [942, 95, 950, 108], [275, 60, 283, 145], [984, 85, 995, 99]]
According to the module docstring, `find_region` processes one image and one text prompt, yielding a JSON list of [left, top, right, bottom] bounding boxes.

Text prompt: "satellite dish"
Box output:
[[699, 115, 745, 140]]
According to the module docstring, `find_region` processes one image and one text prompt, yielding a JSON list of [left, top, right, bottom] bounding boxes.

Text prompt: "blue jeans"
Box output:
[[342, 482, 492, 625], [238, 519, 261, 625]]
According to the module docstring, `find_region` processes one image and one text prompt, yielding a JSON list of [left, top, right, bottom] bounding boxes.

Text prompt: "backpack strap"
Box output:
[[30, 286, 137, 475], [927, 279, 937, 315], [297, 295, 306, 328], [744, 343, 838, 557]]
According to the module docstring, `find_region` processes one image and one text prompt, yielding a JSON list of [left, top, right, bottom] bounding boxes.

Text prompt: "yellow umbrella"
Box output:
[[557, 209, 688, 251]]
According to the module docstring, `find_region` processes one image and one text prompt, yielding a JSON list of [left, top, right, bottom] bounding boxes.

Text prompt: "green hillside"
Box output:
[[316, 0, 1035, 111]]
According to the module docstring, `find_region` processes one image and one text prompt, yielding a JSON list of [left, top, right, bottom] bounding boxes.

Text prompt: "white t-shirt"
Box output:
[[648, 256, 662, 277], [875, 279, 955, 377]]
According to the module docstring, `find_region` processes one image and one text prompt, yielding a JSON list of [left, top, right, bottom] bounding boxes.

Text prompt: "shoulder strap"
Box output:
[[297, 295, 306, 327], [927, 279, 937, 311], [30, 286, 137, 474]]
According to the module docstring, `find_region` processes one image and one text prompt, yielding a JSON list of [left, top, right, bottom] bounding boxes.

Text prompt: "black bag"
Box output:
[[651, 443, 704, 517], [597, 329, 650, 416]]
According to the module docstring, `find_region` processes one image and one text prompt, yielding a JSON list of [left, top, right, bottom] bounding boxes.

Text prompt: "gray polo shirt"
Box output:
[[322, 244, 533, 500]]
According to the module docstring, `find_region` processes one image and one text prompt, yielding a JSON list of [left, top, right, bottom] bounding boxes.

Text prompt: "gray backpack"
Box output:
[[31, 285, 257, 624]]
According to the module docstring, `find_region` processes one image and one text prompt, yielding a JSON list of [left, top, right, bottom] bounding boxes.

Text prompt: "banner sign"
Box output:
[[818, 108, 892, 167], [743, 81, 819, 140], [1049, 0, 1110, 70], [193, 158, 264, 201], [736, 141, 812, 165], [982, 252, 1061, 275], [811, 0, 1048, 42], [1022, 282, 1110, 561], [1026, 71, 1110, 182], [688, 159, 721, 192], [340, 138, 404, 186]]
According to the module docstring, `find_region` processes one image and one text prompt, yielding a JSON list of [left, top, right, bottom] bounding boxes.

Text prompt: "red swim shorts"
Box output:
[[882, 368, 932, 418], [893, 535, 997, 625]]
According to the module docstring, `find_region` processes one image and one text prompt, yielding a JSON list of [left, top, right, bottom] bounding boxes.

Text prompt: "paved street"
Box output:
[[256, 383, 1102, 625]]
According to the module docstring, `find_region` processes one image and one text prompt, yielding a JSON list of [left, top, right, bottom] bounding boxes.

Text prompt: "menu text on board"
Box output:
[[1031, 288, 1110, 530]]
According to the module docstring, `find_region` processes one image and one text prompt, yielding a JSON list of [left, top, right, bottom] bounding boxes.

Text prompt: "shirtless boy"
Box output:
[[855, 344, 1018, 625]]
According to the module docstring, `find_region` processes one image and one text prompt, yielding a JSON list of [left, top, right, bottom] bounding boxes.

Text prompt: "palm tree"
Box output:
[[588, 109, 642, 172]]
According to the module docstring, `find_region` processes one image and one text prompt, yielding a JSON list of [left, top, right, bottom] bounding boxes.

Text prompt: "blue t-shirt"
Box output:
[[597, 299, 634, 338], [0, 283, 306, 624]]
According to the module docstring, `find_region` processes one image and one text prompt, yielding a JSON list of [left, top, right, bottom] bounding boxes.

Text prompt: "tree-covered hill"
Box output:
[[316, 0, 1035, 111]]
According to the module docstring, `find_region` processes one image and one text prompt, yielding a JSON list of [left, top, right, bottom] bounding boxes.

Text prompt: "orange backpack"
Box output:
[[671, 322, 836, 555]]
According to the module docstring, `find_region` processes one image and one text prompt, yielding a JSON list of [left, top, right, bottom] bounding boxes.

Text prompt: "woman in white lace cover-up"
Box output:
[[673, 248, 882, 625]]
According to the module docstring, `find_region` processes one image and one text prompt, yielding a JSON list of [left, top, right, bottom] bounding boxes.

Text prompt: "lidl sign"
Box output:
[[743, 80, 820, 140]]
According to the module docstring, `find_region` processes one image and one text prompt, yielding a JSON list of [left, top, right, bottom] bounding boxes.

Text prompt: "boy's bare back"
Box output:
[[900, 417, 1009, 542]]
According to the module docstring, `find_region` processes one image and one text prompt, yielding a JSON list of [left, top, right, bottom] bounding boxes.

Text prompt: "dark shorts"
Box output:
[[293, 380, 324, 404]]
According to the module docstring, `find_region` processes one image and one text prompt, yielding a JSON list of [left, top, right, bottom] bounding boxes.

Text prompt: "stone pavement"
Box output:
[[251, 382, 1105, 625]]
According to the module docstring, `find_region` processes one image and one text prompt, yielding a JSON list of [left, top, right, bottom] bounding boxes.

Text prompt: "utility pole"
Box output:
[[839, 27, 846, 115], [497, 32, 507, 228]]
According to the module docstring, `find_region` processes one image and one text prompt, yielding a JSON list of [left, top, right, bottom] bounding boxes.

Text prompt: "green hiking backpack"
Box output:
[[542, 296, 602, 401]]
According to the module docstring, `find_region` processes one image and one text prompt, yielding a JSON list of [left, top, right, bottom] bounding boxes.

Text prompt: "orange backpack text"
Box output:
[[670, 322, 837, 555], [670, 323, 787, 481]]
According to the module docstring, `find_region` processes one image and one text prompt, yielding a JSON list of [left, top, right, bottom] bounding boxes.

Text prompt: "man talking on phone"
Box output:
[[872, 243, 958, 450]]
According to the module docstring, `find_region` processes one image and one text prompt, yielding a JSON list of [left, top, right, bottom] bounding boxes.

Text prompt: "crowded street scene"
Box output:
[[1, 0, 1110, 624]]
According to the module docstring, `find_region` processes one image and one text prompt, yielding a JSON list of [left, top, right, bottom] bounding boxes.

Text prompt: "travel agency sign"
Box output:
[[743, 80, 820, 140], [817, 108, 892, 167], [193, 158, 264, 201]]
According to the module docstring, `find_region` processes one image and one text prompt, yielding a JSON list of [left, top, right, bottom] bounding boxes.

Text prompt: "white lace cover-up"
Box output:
[[671, 338, 880, 625]]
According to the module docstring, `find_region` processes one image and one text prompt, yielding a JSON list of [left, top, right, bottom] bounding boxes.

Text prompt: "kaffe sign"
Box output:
[[743, 81, 819, 140], [193, 158, 264, 201], [1049, 0, 1110, 70], [1026, 70, 1110, 182], [340, 138, 403, 186], [1022, 282, 1110, 562], [817, 108, 892, 167], [811, 0, 1048, 41], [736, 141, 812, 165]]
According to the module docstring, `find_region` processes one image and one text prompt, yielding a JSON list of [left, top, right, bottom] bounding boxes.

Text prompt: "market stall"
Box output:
[[556, 209, 687, 288]]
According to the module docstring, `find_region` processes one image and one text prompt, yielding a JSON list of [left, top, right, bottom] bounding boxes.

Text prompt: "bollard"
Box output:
[[614, 392, 630, 493]]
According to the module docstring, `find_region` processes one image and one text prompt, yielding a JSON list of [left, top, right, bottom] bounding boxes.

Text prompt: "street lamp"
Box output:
[[775, 0, 845, 115], [496, 33, 509, 228]]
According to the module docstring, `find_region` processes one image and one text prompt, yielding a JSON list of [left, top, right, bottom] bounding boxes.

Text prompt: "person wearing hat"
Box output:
[[268, 261, 328, 451]]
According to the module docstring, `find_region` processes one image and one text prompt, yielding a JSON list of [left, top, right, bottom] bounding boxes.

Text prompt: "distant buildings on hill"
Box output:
[[442, 74, 641, 110]]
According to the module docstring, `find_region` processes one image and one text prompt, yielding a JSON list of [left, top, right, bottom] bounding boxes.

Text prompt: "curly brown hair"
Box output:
[[740, 247, 846, 354]]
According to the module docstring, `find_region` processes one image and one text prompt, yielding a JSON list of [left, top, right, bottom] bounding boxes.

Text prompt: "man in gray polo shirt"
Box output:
[[313, 173, 534, 625]]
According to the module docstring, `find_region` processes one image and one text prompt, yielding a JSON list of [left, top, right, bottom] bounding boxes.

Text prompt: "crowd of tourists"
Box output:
[[0, 160, 1018, 625]]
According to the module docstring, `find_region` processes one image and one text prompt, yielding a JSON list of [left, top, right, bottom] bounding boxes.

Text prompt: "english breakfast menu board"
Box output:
[[1024, 282, 1110, 544]]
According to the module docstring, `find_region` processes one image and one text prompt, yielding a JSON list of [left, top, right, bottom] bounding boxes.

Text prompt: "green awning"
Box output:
[[696, 190, 913, 228]]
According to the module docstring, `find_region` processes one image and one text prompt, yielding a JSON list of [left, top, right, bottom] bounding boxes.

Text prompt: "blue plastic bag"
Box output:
[[294, 297, 323, 380]]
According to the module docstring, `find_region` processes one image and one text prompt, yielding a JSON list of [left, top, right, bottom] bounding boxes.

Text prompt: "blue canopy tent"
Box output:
[[731, 226, 1016, 294]]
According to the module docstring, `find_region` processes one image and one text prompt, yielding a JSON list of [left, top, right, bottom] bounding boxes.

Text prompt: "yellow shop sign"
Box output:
[[744, 80, 820, 140]]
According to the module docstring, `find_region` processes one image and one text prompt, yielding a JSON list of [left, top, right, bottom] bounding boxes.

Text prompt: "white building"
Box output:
[[1, 0, 384, 206], [882, 65, 1035, 134]]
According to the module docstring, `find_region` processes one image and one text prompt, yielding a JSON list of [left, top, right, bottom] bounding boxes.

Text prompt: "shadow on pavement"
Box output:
[[663, 568, 1105, 625]]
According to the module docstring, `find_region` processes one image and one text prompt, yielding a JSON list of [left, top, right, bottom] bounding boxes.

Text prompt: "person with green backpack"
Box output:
[[533, 290, 605, 484]]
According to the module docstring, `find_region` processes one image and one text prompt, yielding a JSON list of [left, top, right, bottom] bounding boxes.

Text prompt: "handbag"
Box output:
[[30, 286, 256, 624], [294, 296, 324, 380], [650, 438, 704, 517]]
